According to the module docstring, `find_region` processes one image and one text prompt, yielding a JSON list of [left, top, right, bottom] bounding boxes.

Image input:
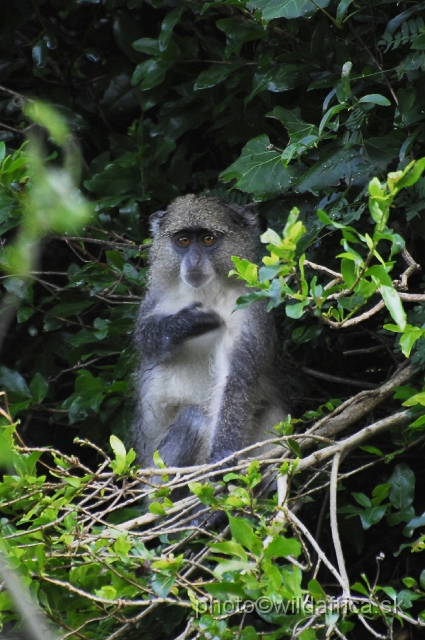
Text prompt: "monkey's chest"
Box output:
[[153, 330, 229, 409]]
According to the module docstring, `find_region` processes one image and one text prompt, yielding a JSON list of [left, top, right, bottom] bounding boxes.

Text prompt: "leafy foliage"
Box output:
[[2, 0, 425, 639]]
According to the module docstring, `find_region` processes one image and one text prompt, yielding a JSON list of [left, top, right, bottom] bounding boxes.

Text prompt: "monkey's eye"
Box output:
[[177, 236, 191, 247], [202, 235, 216, 246]]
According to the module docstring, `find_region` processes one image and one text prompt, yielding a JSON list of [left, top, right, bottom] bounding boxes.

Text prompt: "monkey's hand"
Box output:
[[138, 303, 223, 360], [174, 302, 223, 340]]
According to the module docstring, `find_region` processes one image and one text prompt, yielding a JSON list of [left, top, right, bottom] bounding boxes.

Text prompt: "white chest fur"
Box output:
[[141, 280, 247, 445]]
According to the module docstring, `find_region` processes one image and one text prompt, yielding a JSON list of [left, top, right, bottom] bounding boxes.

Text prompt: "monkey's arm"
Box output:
[[208, 333, 273, 464], [135, 301, 222, 361]]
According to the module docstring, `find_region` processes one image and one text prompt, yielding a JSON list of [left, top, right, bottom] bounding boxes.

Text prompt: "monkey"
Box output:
[[132, 194, 287, 497]]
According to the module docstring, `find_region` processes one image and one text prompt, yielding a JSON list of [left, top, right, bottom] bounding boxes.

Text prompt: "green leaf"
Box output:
[[153, 450, 167, 469], [368, 177, 384, 198], [0, 429, 15, 466], [209, 541, 248, 562], [131, 59, 170, 90], [411, 33, 425, 50], [352, 492, 371, 508], [0, 366, 31, 401], [318, 104, 347, 136], [261, 228, 282, 245], [149, 502, 166, 516], [351, 582, 369, 596], [113, 534, 131, 559], [358, 94, 391, 106], [399, 327, 425, 357], [336, 0, 356, 24], [132, 38, 160, 55], [49, 300, 95, 317], [308, 578, 326, 600], [341, 61, 352, 100], [220, 135, 296, 200], [213, 560, 256, 579], [228, 515, 262, 555], [263, 536, 301, 559], [403, 577, 417, 589], [110, 434, 126, 459], [194, 62, 243, 91], [365, 265, 392, 286], [204, 582, 247, 599], [249, 64, 311, 102], [409, 414, 425, 430], [359, 445, 383, 456], [84, 163, 140, 196], [388, 463, 415, 510], [268, 106, 318, 140], [316, 209, 333, 225], [341, 258, 356, 287], [216, 18, 266, 56], [380, 285, 406, 330], [29, 372, 48, 403], [394, 158, 425, 190], [285, 300, 309, 319], [16, 307, 35, 323], [234, 290, 269, 310], [152, 572, 177, 598], [247, 0, 331, 21], [259, 264, 281, 281], [95, 585, 116, 600], [230, 257, 258, 284], [403, 392, 425, 407], [158, 5, 185, 52], [297, 146, 371, 193], [359, 505, 387, 529]]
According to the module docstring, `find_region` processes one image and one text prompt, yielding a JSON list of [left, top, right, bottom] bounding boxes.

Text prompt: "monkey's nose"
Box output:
[[189, 248, 202, 267]]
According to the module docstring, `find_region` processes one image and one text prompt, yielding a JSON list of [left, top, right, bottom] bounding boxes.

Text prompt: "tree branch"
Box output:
[[330, 452, 350, 598]]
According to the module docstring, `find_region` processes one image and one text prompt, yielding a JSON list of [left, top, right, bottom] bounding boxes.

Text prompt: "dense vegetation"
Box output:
[[2, 0, 425, 638]]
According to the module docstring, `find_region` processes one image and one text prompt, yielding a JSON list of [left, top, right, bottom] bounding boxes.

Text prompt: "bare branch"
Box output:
[[330, 452, 350, 598], [297, 409, 412, 474], [314, 362, 415, 440], [321, 300, 386, 329], [304, 260, 342, 280], [285, 509, 346, 589], [301, 366, 379, 389]]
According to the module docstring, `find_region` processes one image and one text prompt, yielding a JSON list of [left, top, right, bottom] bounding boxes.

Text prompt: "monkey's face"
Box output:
[[172, 228, 220, 289]]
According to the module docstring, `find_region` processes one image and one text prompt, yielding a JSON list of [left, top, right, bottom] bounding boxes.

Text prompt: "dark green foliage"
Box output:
[[1, 0, 425, 449]]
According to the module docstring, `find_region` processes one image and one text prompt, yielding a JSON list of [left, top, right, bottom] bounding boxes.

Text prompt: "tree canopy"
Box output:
[[2, 0, 425, 639]]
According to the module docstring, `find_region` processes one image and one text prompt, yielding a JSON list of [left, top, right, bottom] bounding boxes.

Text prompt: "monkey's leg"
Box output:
[[156, 406, 207, 504], [158, 408, 230, 532], [158, 406, 206, 467]]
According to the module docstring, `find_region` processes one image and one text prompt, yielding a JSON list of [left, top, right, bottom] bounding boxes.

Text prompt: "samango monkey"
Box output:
[[132, 195, 287, 503]]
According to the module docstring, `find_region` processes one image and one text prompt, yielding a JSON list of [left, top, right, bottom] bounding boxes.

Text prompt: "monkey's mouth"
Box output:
[[183, 271, 214, 289]]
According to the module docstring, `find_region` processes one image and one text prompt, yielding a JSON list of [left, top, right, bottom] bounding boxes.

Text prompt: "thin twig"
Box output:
[[285, 509, 346, 589], [301, 366, 378, 389], [329, 452, 350, 598]]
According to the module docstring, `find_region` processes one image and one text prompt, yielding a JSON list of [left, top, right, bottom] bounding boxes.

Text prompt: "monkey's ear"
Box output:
[[149, 210, 166, 236], [227, 203, 258, 229]]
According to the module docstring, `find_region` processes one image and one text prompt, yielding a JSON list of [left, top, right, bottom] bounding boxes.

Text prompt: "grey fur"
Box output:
[[132, 194, 287, 471]]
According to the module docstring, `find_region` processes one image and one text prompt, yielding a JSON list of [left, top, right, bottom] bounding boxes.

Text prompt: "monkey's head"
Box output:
[[149, 195, 259, 289]]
